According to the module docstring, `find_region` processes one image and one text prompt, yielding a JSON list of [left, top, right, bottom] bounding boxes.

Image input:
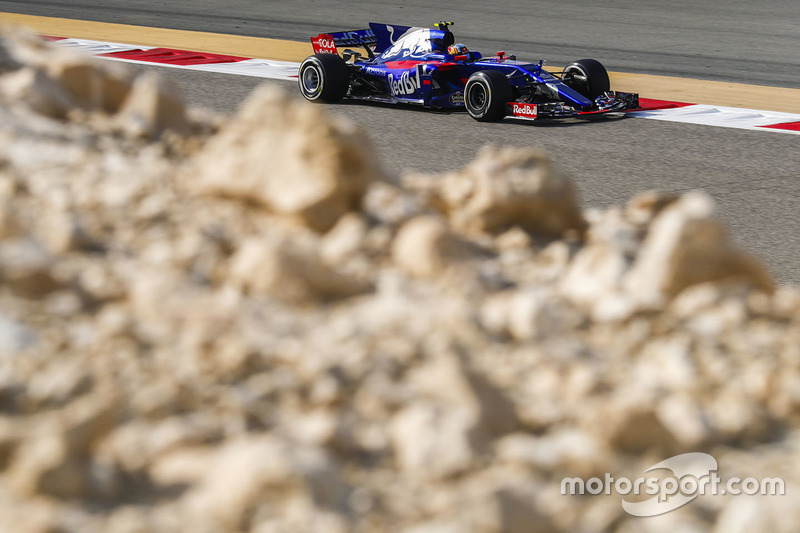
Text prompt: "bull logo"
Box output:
[[381, 30, 432, 60]]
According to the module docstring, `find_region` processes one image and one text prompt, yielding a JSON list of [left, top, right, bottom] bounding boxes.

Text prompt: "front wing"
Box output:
[[508, 92, 640, 120]]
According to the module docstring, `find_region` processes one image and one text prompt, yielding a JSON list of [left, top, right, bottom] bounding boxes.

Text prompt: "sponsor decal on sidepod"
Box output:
[[450, 92, 464, 104], [388, 70, 422, 96]]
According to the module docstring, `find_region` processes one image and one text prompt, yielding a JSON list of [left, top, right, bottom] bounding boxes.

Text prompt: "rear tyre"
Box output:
[[563, 59, 610, 100], [464, 70, 512, 122], [298, 54, 350, 103]]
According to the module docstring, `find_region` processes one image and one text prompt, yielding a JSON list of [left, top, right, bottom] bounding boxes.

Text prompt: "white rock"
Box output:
[[390, 403, 476, 480], [193, 86, 381, 232], [115, 72, 187, 137], [392, 215, 484, 278], [624, 192, 772, 307], [404, 145, 585, 237]]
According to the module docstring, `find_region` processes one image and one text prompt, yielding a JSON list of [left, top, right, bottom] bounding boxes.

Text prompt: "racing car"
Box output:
[[298, 22, 639, 122]]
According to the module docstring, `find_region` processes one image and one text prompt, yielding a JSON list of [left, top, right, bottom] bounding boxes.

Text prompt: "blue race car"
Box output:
[[298, 22, 639, 122]]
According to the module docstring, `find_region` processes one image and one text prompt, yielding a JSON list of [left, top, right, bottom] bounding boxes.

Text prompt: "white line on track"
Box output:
[[102, 55, 300, 81], [52, 37, 153, 55], [628, 105, 800, 133]]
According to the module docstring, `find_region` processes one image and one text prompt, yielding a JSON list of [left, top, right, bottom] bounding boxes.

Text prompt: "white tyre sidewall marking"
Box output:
[[300, 61, 324, 100], [466, 77, 491, 119]]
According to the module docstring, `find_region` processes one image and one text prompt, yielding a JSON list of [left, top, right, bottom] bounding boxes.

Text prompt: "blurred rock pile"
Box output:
[[1, 23, 800, 533]]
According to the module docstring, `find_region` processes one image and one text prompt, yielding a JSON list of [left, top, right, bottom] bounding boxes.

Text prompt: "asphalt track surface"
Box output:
[[1, 2, 798, 284]]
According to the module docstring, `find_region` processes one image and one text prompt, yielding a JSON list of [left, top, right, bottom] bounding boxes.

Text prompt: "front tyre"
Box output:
[[563, 59, 610, 100], [298, 54, 350, 103], [464, 70, 512, 122]]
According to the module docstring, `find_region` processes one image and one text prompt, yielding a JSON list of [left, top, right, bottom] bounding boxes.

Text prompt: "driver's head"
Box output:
[[448, 43, 469, 56]]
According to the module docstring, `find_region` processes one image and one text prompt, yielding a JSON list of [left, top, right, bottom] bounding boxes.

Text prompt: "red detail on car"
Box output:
[[423, 79, 432, 85], [311, 34, 338, 55], [383, 60, 457, 70], [383, 60, 425, 69], [100, 48, 247, 65], [511, 102, 538, 118]]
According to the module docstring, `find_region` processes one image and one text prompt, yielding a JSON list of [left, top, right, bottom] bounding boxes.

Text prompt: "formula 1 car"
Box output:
[[298, 22, 639, 122]]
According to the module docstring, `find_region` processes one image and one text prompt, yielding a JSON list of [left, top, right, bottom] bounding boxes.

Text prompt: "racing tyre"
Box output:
[[298, 54, 350, 103], [563, 59, 610, 100], [464, 70, 512, 122]]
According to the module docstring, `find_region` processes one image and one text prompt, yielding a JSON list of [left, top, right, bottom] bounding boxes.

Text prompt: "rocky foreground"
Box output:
[[1, 24, 800, 533]]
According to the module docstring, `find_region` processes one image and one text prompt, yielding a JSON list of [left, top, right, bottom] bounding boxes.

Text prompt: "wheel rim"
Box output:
[[468, 83, 487, 110], [565, 66, 590, 95], [302, 65, 321, 94]]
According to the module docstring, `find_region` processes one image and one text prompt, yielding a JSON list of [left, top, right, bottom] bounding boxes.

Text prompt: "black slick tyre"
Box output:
[[298, 54, 350, 103], [464, 70, 512, 122], [563, 59, 610, 100]]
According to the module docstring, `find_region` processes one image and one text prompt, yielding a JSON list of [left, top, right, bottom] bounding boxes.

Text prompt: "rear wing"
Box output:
[[310, 23, 418, 56], [310, 29, 377, 55]]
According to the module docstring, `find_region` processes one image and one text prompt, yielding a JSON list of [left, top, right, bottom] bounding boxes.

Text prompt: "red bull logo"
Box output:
[[388, 70, 422, 96], [511, 102, 538, 118]]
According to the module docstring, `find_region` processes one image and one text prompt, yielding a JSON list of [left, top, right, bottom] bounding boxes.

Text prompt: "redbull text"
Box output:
[[388, 69, 422, 96], [511, 102, 538, 118]]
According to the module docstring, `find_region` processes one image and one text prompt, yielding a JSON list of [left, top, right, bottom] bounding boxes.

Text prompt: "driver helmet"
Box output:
[[448, 43, 469, 56]]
